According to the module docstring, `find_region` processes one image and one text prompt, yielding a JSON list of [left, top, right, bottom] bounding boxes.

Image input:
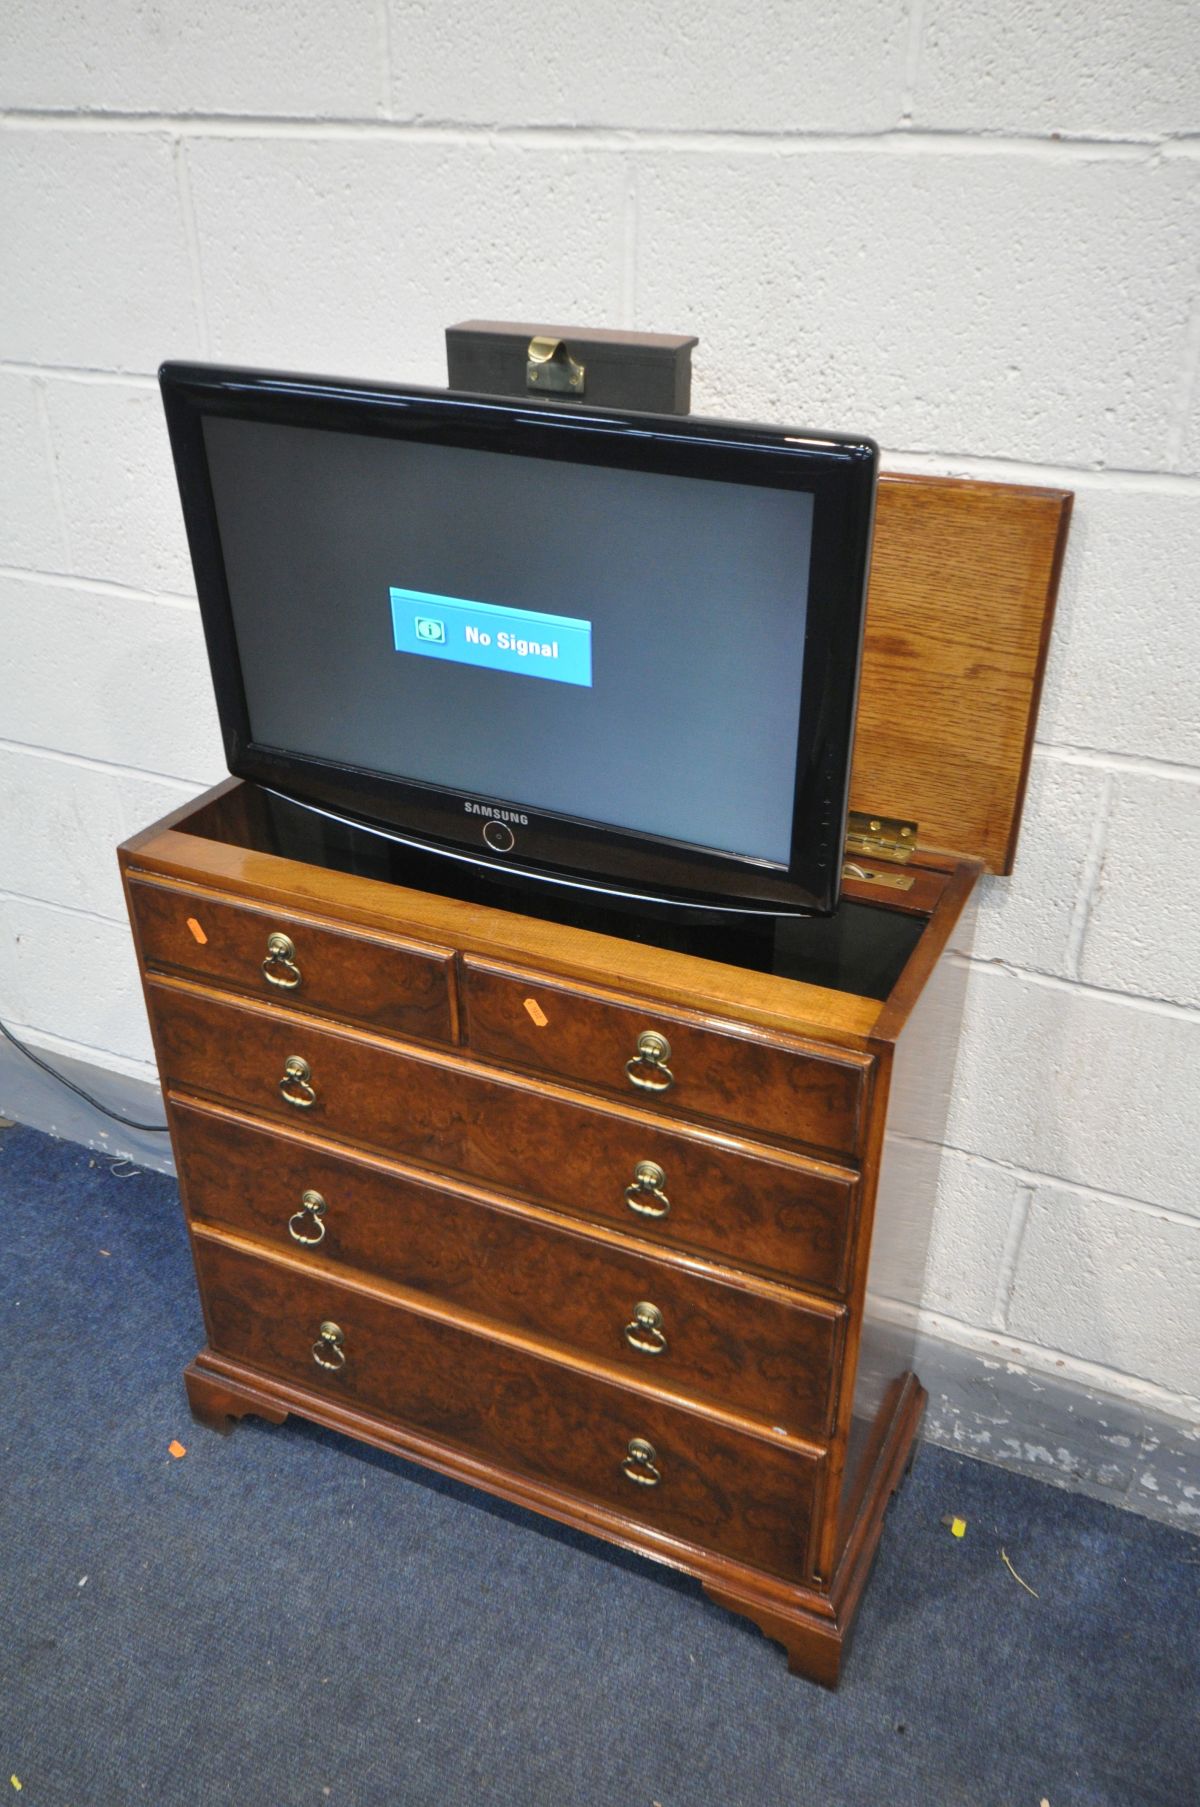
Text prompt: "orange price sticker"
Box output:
[[185, 917, 208, 945], [523, 997, 549, 1028]]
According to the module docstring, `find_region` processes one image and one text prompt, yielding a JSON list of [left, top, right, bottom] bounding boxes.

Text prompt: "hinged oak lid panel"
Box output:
[[850, 473, 1072, 874]]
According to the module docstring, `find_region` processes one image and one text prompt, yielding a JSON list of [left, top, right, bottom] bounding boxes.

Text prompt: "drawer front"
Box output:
[[150, 983, 855, 1293], [174, 1100, 843, 1438], [195, 1235, 822, 1582], [464, 959, 873, 1159], [129, 877, 456, 1046]]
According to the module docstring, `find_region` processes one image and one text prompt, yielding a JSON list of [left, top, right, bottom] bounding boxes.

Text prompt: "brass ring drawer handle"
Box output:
[[623, 1301, 667, 1356], [288, 1188, 327, 1246], [311, 1320, 345, 1372], [279, 1054, 316, 1109], [625, 1030, 674, 1094], [622, 1437, 661, 1488], [262, 931, 302, 989], [624, 1160, 669, 1219]]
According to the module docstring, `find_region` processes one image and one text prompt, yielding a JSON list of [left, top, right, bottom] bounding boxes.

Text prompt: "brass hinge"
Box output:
[[845, 810, 919, 865]]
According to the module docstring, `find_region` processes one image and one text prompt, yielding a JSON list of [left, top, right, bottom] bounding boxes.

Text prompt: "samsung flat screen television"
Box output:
[[160, 362, 878, 916]]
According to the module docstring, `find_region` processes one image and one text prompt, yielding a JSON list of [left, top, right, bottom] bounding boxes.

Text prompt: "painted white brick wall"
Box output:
[[0, 3, 1197, 1429], [385, 1, 912, 133], [43, 379, 197, 593], [1037, 483, 1200, 763], [0, 132, 200, 370], [1, 374, 66, 569], [186, 139, 630, 378], [915, 1, 1200, 139], [637, 152, 1196, 468], [1006, 1185, 1200, 1400], [1, 2, 384, 118], [0, 576, 224, 779]]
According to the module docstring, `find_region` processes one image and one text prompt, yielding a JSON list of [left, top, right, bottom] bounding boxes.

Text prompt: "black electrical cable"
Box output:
[[0, 1017, 170, 1133]]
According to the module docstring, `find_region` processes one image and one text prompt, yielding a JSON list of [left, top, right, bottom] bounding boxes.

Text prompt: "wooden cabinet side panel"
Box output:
[[832, 892, 978, 1555]]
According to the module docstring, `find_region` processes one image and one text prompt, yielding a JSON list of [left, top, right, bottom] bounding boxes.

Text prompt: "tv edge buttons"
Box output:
[[390, 587, 593, 688], [481, 818, 516, 853]]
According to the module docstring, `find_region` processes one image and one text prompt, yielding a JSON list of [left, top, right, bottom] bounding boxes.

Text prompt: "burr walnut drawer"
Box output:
[[194, 1234, 824, 1582], [128, 877, 456, 1046], [148, 981, 857, 1294], [464, 959, 873, 1159], [173, 1099, 845, 1439]]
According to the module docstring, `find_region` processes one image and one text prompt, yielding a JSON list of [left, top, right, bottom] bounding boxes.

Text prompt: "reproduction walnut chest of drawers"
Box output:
[[120, 777, 984, 1686], [120, 476, 1070, 1683]]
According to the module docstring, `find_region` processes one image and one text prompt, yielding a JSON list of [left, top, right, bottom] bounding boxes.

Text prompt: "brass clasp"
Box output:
[[526, 336, 586, 396]]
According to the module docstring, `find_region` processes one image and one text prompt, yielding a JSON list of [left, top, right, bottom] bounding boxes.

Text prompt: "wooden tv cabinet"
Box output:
[[119, 472, 1070, 1684]]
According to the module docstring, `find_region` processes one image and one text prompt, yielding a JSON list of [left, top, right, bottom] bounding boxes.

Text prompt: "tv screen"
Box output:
[[160, 365, 877, 915]]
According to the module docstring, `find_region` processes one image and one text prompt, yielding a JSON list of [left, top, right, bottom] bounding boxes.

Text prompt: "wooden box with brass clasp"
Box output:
[[119, 471, 1069, 1685]]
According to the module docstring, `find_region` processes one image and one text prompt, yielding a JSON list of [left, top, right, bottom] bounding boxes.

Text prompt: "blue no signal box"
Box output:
[[390, 588, 593, 688]]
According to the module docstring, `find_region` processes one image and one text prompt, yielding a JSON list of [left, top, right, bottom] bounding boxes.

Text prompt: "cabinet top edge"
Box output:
[[120, 818, 890, 1051], [120, 782, 979, 1047]]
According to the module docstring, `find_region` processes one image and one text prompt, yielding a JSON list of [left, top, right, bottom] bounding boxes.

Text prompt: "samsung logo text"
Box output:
[[464, 803, 529, 824]]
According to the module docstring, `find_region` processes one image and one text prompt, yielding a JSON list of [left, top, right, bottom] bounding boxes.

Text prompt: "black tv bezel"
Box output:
[[159, 361, 877, 916]]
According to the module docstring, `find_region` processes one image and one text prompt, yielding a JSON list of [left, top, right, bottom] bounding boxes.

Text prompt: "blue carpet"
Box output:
[[1, 1122, 1195, 1807]]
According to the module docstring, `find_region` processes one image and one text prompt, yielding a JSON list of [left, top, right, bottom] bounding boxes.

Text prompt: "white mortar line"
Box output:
[[621, 158, 639, 328], [951, 950, 1200, 1023], [5, 355, 1199, 491], [0, 563, 196, 605], [4, 364, 1199, 493], [1035, 744, 1200, 784], [172, 137, 211, 356], [881, 447, 1200, 492], [898, 0, 927, 128], [0, 886, 130, 931], [1064, 768, 1115, 979], [0, 886, 148, 929], [866, 1292, 1200, 1425], [990, 1182, 1034, 1330], [0, 110, 1174, 159], [3, 361, 160, 388], [30, 378, 72, 570], [891, 1132, 1200, 1229], [375, 0, 394, 120], [0, 1016, 159, 1087], [0, 737, 208, 789]]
